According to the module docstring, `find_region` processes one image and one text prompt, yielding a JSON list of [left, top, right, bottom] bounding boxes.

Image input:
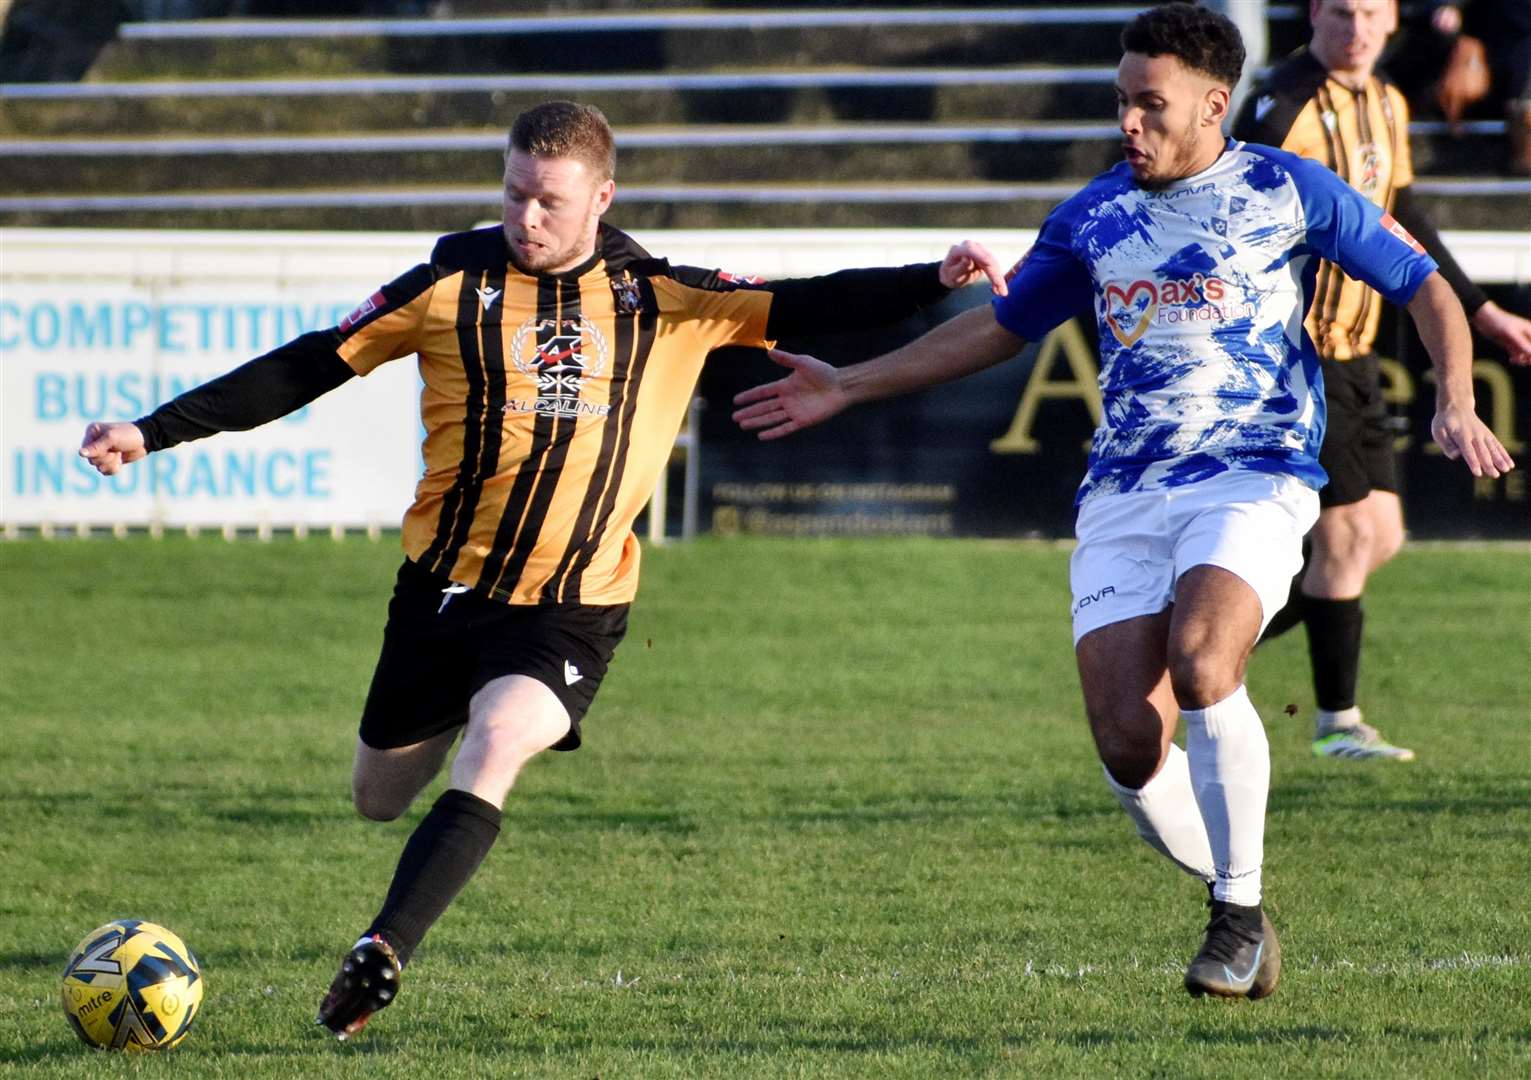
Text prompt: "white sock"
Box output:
[[1315, 706, 1362, 738], [1103, 743, 1215, 883], [1184, 685, 1269, 907]]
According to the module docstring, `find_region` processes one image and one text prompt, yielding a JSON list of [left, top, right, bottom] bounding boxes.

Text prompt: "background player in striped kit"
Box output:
[[1234, 0, 1531, 761], [77, 100, 1010, 1039]]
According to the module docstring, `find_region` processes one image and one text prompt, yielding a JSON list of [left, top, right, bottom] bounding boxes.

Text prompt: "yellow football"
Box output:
[[61, 920, 203, 1051]]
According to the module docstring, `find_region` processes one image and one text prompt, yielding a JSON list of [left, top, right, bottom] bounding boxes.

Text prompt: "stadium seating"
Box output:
[[0, 0, 1525, 231]]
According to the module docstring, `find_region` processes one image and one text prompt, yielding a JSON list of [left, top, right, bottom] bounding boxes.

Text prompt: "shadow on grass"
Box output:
[[0, 1040, 364, 1065], [1057, 1024, 1353, 1048], [383, 1023, 1366, 1059], [701, 789, 1122, 831], [11, 792, 348, 839], [1184, 1024, 1351, 1045], [519, 809, 701, 837], [425, 1028, 1027, 1059], [192, 943, 337, 965], [0, 949, 59, 972], [1380, 1024, 1531, 1045], [1274, 776, 1530, 816], [208, 805, 338, 827], [0, 1045, 88, 1067]]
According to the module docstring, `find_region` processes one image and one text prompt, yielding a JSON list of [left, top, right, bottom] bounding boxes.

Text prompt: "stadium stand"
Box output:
[[0, 0, 1526, 231]]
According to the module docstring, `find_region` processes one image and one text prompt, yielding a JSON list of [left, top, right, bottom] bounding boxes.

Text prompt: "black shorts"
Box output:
[[1318, 354, 1398, 509], [358, 560, 628, 752]]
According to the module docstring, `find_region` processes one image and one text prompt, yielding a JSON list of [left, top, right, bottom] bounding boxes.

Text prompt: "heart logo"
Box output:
[[1104, 280, 1158, 348]]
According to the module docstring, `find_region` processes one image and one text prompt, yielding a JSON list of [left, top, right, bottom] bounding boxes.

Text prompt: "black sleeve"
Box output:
[[1392, 186, 1488, 316], [761, 262, 950, 339], [135, 331, 355, 452]]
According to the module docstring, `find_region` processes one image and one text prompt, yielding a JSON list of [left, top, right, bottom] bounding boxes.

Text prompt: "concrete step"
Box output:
[[2, 121, 1514, 195], [0, 124, 1120, 194], [441, 0, 1141, 9], [93, 16, 1138, 79], [0, 68, 1120, 136], [91, 7, 1312, 80], [2, 179, 1523, 233]]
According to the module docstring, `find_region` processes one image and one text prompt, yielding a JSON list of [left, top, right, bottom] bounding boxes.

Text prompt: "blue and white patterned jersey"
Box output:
[[992, 139, 1437, 506]]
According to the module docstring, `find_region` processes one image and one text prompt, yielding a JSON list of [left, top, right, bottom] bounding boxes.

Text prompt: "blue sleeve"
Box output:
[[991, 202, 1094, 341], [1290, 155, 1438, 304]]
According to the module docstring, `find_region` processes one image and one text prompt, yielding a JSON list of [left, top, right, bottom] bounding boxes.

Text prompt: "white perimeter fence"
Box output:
[[3, 227, 1528, 539]]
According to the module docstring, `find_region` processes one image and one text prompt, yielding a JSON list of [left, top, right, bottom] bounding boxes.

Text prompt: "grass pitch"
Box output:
[[1, 536, 1528, 1078]]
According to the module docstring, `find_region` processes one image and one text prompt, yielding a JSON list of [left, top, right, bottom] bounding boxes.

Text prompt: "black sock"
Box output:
[[1303, 597, 1363, 712], [367, 788, 502, 967], [1257, 568, 1308, 644]]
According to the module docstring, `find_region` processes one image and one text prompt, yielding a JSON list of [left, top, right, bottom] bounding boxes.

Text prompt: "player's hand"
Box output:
[[79, 422, 147, 476], [939, 240, 1009, 296], [1430, 402, 1514, 478], [1470, 301, 1531, 366], [732, 348, 847, 440]]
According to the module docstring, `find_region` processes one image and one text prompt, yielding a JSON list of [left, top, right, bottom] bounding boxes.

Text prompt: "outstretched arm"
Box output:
[[1407, 272, 1515, 477], [759, 241, 1011, 339], [1469, 302, 1531, 367], [733, 304, 1025, 440], [79, 334, 355, 476], [78, 260, 436, 476]]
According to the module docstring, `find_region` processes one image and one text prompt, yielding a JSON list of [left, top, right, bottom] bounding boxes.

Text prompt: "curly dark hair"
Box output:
[[1120, 2, 1245, 88], [509, 101, 617, 181]]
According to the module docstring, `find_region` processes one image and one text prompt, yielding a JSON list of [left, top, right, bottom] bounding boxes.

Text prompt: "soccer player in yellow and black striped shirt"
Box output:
[[1234, 0, 1531, 762], [78, 100, 1008, 1039]]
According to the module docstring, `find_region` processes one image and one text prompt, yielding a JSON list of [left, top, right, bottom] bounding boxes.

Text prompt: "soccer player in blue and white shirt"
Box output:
[[732, 2, 1513, 999]]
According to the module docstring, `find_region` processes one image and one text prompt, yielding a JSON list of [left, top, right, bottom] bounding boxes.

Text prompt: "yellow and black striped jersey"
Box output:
[[138, 223, 949, 606], [1235, 48, 1413, 361], [340, 224, 786, 606]]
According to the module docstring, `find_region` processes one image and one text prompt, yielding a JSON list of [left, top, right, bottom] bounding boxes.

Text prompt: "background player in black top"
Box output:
[[79, 101, 1011, 1039], [1234, 0, 1531, 761]]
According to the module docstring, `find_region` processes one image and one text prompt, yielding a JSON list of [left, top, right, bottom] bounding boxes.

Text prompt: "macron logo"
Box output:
[[476, 285, 502, 310], [1253, 95, 1277, 122], [563, 660, 584, 686], [437, 583, 471, 614]]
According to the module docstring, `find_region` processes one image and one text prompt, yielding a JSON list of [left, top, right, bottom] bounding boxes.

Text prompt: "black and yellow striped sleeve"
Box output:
[[334, 263, 437, 375]]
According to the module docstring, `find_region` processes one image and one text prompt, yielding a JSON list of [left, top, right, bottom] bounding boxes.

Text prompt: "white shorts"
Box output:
[[1069, 470, 1320, 645]]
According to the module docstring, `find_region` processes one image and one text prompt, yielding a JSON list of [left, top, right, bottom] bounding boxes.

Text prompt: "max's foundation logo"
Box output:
[[1103, 274, 1241, 347], [1104, 280, 1159, 347]]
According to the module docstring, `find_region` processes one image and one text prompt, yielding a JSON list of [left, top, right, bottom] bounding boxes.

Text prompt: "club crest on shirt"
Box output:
[[611, 271, 644, 315], [506, 315, 612, 419], [1356, 142, 1381, 197]]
